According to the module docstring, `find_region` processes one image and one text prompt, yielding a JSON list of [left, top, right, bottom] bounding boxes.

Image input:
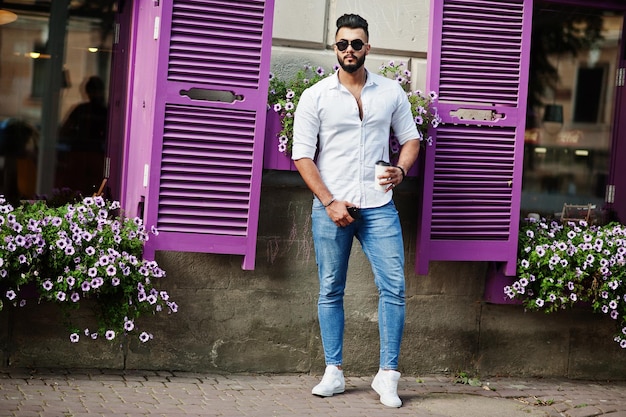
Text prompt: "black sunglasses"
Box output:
[[335, 39, 366, 52]]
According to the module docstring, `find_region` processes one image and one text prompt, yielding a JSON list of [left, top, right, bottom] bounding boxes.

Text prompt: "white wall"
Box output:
[[270, 0, 431, 91]]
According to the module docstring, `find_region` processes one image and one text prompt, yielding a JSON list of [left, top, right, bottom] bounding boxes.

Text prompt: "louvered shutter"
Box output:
[[416, 0, 532, 276], [125, 0, 274, 270]]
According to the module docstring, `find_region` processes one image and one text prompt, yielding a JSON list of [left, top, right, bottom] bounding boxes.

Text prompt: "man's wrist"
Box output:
[[395, 165, 406, 180], [323, 197, 336, 207]]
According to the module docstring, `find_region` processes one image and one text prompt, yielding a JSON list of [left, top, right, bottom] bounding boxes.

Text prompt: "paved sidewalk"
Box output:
[[1, 369, 626, 417]]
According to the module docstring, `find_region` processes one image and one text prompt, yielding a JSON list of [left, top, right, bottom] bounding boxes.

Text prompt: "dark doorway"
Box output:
[[574, 66, 605, 123]]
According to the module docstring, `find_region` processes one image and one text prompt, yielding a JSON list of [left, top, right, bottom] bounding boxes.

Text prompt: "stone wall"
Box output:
[[2, 172, 626, 379]]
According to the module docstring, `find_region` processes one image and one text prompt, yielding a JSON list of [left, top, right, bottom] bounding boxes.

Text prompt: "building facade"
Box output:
[[2, 0, 626, 378]]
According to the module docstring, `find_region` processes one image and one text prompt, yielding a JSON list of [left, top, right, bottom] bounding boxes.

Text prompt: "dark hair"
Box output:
[[336, 14, 369, 39], [85, 76, 105, 97]]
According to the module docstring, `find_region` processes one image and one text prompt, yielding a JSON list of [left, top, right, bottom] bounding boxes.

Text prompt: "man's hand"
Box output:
[[326, 200, 359, 227], [377, 165, 405, 192]]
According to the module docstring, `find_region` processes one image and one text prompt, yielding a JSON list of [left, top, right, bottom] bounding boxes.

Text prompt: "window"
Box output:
[[521, 3, 622, 222], [0, 1, 115, 203]]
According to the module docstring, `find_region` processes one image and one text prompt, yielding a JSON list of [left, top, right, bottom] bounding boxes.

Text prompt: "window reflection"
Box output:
[[0, 1, 114, 202], [523, 3, 622, 223]]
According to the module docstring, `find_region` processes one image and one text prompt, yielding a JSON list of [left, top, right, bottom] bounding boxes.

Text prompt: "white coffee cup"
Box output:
[[374, 160, 391, 191]]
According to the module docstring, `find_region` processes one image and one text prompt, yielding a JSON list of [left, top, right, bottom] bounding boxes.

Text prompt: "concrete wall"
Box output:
[[2, 0, 626, 379]]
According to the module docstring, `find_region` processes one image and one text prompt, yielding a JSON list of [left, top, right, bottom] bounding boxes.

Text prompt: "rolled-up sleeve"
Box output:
[[390, 84, 419, 145], [291, 88, 319, 161]]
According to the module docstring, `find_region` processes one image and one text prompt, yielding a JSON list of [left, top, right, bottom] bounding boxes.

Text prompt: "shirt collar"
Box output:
[[330, 68, 374, 90]]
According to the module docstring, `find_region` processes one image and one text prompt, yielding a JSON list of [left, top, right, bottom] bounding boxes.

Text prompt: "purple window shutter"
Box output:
[[126, 0, 275, 270], [416, 0, 532, 276]]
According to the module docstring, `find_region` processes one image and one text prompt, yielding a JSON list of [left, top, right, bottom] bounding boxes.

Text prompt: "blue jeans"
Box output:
[[311, 200, 405, 370]]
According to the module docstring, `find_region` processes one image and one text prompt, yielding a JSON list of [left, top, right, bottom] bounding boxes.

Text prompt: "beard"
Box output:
[[337, 53, 366, 73]]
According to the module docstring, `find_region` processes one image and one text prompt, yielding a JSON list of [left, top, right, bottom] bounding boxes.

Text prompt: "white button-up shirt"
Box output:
[[292, 70, 419, 208]]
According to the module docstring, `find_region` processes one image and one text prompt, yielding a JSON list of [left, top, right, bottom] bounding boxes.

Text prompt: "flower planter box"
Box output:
[[263, 109, 297, 171], [483, 262, 522, 305]]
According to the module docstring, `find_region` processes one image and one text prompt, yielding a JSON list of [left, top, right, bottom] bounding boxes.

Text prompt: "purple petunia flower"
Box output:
[[105, 330, 116, 340], [70, 333, 80, 343]]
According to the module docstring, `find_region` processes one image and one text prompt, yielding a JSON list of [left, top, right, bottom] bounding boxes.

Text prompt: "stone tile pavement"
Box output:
[[1, 368, 626, 416]]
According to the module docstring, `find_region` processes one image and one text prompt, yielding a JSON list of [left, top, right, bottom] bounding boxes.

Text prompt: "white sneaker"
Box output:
[[312, 365, 345, 397], [371, 369, 402, 407]]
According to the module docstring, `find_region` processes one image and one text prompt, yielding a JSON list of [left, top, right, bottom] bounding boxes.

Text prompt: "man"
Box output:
[[291, 13, 420, 408], [59, 75, 108, 151]]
